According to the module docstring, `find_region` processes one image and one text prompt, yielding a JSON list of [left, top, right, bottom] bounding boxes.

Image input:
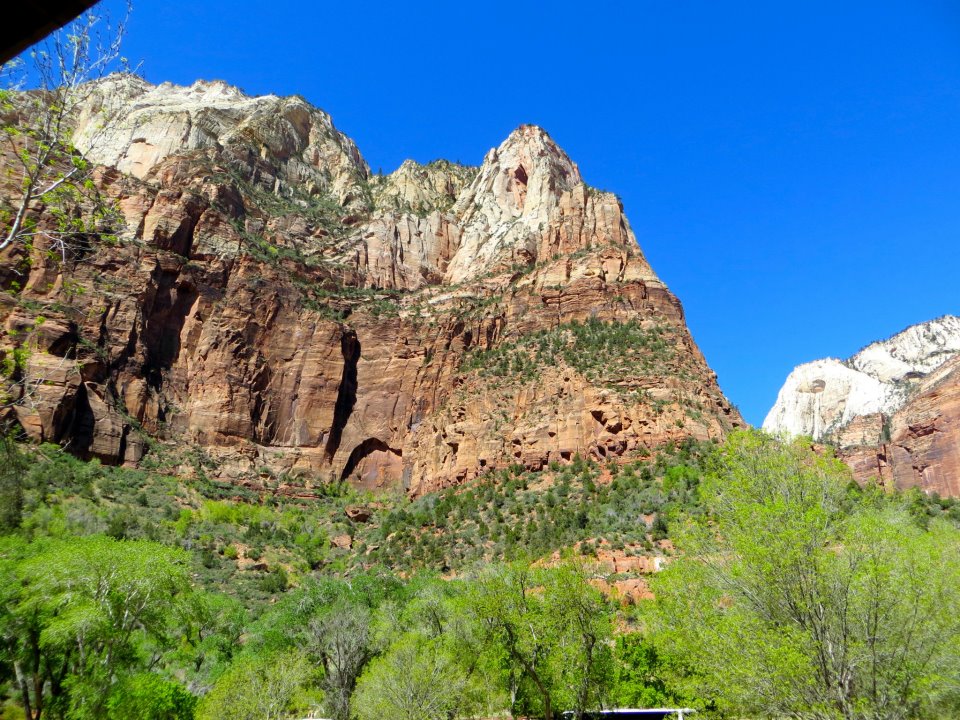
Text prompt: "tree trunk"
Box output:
[[14, 661, 33, 720]]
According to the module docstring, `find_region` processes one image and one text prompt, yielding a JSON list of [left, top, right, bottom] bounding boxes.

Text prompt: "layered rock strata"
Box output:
[[1, 77, 741, 493], [764, 316, 960, 495], [838, 356, 960, 497]]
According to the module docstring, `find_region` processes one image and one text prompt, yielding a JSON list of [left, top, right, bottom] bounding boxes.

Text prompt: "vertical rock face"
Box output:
[[1, 76, 741, 493], [839, 356, 960, 497], [764, 316, 960, 495]]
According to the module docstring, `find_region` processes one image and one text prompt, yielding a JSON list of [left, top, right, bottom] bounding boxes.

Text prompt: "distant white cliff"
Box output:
[[763, 315, 960, 440]]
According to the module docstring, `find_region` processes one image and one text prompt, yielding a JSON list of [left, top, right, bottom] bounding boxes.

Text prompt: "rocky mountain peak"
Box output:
[[452, 124, 581, 224], [443, 125, 645, 284], [848, 315, 960, 382], [336, 123, 658, 290], [1, 78, 741, 492], [71, 74, 369, 203], [764, 315, 960, 440]]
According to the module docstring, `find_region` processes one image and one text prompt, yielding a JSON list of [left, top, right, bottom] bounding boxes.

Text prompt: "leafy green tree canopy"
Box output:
[[652, 430, 960, 720], [195, 651, 310, 720], [463, 560, 613, 720], [0, 534, 192, 720]]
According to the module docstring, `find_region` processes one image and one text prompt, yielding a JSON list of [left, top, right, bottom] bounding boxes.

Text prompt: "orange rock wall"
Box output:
[[839, 356, 960, 497], [0, 95, 742, 494]]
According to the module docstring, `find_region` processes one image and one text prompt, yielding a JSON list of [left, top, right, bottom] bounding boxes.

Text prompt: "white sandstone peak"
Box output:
[[341, 127, 660, 291], [443, 125, 591, 283], [71, 74, 368, 202], [763, 315, 960, 440], [452, 124, 582, 222], [848, 315, 960, 382]]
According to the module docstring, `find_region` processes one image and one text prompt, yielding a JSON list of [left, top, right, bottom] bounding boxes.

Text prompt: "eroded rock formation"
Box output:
[[764, 316, 960, 495], [839, 356, 960, 497], [1, 76, 741, 493]]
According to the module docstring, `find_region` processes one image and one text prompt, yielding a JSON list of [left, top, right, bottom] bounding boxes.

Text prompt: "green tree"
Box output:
[[247, 572, 404, 720], [464, 561, 613, 720], [1, 4, 130, 258], [550, 563, 614, 718], [195, 652, 310, 720], [176, 592, 246, 681], [353, 635, 470, 720], [0, 535, 192, 720], [610, 634, 702, 711], [0, 436, 26, 531], [466, 562, 561, 720], [105, 674, 196, 720], [380, 576, 508, 720], [306, 601, 373, 720], [651, 430, 960, 720]]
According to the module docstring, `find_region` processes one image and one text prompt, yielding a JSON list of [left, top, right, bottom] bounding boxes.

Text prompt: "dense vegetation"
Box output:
[[0, 435, 709, 720], [1, 432, 960, 719], [461, 318, 676, 393], [653, 433, 960, 719], [0, 437, 712, 616]]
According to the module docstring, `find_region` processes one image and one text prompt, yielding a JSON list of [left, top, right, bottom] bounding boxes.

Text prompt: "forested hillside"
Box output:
[[2, 432, 959, 719]]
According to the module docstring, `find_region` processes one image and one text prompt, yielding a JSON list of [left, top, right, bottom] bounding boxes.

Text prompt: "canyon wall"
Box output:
[[764, 316, 960, 495], [1, 76, 742, 493]]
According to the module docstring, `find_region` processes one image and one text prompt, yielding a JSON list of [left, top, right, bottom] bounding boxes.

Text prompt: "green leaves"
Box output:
[[651, 430, 960, 719], [1, 535, 194, 720], [463, 560, 614, 720], [23, 536, 189, 620], [612, 634, 699, 711], [106, 674, 197, 720], [353, 634, 472, 720], [196, 651, 312, 720]]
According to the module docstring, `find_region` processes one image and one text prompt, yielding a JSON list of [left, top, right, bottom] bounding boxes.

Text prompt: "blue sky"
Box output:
[[92, 0, 960, 425]]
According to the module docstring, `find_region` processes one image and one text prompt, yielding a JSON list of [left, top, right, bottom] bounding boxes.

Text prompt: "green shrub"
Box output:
[[107, 675, 196, 720]]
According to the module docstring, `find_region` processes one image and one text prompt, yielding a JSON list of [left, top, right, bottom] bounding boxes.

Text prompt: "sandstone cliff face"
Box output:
[[764, 316, 960, 439], [839, 356, 960, 497], [1, 77, 741, 493], [72, 75, 369, 205], [764, 316, 960, 495]]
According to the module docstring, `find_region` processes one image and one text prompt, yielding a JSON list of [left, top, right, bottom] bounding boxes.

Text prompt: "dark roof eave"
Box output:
[[0, 0, 100, 65]]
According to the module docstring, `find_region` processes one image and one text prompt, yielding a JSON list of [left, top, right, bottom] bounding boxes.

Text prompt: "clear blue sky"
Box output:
[[93, 0, 960, 425]]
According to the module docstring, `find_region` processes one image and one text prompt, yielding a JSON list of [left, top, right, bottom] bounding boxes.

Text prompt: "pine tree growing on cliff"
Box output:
[[0, 2, 131, 260]]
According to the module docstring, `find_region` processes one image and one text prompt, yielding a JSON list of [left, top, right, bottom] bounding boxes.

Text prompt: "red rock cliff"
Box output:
[[839, 356, 960, 497], [0, 77, 741, 493]]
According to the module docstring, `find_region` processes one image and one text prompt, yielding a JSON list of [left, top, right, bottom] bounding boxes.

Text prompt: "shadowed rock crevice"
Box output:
[[66, 382, 95, 457], [340, 437, 400, 481], [143, 272, 199, 390], [324, 330, 360, 462]]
